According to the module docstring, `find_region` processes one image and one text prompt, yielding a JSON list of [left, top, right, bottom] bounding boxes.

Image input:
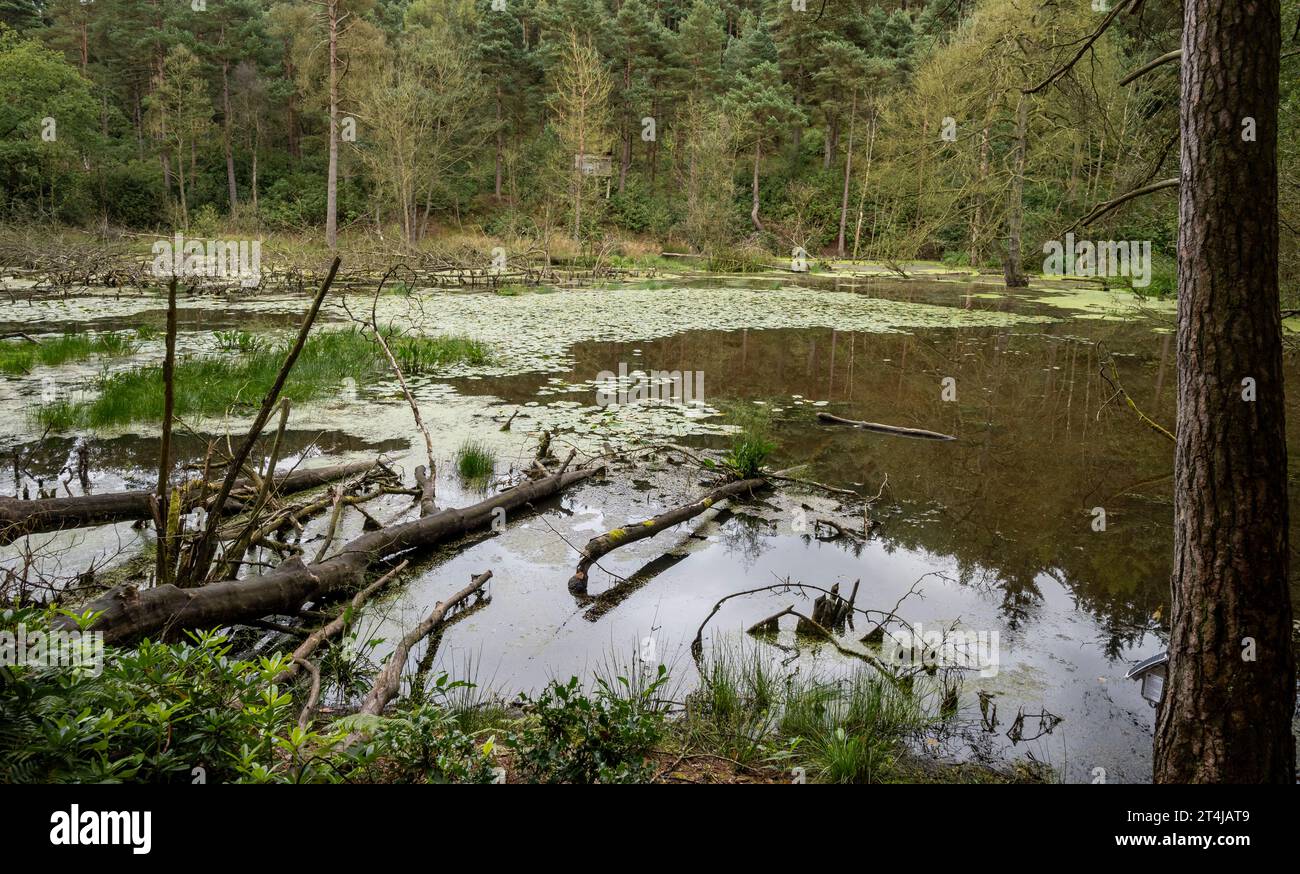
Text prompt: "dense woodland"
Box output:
[[0, 0, 1297, 293]]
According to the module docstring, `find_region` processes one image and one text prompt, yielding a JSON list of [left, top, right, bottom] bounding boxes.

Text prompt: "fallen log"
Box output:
[[582, 496, 735, 621], [0, 460, 375, 544], [413, 465, 436, 516], [356, 570, 492, 717], [568, 477, 766, 596], [816, 411, 956, 442], [60, 466, 596, 644], [273, 559, 409, 683]]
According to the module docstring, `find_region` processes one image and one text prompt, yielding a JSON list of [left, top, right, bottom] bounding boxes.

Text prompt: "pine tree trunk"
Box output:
[[837, 92, 857, 257], [1003, 93, 1028, 287], [325, 0, 340, 250], [750, 141, 763, 232], [619, 58, 631, 195], [1153, 0, 1294, 784], [222, 57, 239, 213], [495, 87, 504, 200]]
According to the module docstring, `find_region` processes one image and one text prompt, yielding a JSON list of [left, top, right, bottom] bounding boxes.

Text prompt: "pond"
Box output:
[[4, 274, 1296, 783]]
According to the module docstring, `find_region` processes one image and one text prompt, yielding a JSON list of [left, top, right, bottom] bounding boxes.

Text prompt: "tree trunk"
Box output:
[[569, 477, 767, 595], [283, 47, 300, 160], [356, 571, 492, 717], [852, 111, 876, 260], [836, 92, 857, 257], [325, 0, 340, 250], [222, 57, 239, 212], [618, 58, 631, 195], [59, 467, 596, 645], [494, 86, 504, 200], [1003, 93, 1028, 287], [1153, 0, 1294, 784], [971, 124, 990, 266], [750, 141, 764, 232], [0, 461, 374, 545], [251, 124, 260, 213]]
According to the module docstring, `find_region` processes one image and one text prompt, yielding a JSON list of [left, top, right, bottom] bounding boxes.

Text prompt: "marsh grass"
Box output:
[[454, 440, 495, 482], [213, 329, 267, 355], [0, 332, 139, 375], [35, 328, 493, 430], [681, 639, 941, 783], [723, 403, 775, 478], [388, 332, 492, 375]]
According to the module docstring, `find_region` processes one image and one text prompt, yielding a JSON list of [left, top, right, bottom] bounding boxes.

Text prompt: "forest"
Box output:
[[0, 0, 1297, 801], [0, 0, 1293, 288]]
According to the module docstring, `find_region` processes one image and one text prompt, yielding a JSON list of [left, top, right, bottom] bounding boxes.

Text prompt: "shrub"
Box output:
[[506, 668, 668, 784], [0, 612, 344, 784], [101, 160, 167, 229]]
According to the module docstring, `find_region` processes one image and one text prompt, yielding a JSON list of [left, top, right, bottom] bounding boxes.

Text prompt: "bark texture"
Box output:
[[569, 477, 766, 595], [0, 461, 374, 545], [58, 467, 595, 645], [1153, 0, 1295, 783]]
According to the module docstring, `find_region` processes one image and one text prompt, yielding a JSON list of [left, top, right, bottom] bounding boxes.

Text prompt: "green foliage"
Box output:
[[387, 331, 492, 374], [0, 24, 104, 221], [506, 667, 669, 784], [0, 612, 345, 784], [724, 403, 775, 478], [342, 673, 498, 784], [212, 329, 266, 355], [36, 328, 492, 429], [101, 161, 168, 229], [0, 332, 138, 375], [685, 640, 938, 784], [454, 439, 495, 482]]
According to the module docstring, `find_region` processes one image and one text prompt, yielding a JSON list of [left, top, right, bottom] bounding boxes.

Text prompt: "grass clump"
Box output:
[[680, 639, 950, 784], [493, 284, 527, 296], [213, 329, 267, 355], [388, 332, 492, 375], [454, 439, 496, 482], [0, 332, 139, 375], [724, 403, 775, 478], [34, 328, 493, 430]]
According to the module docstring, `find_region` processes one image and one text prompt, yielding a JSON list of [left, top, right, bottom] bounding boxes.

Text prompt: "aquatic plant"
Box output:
[[212, 329, 266, 355], [0, 332, 139, 376], [724, 403, 775, 478], [682, 639, 944, 784], [454, 439, 495, 481], [34, 328, 493, 429], [388, 331, 492, 375]]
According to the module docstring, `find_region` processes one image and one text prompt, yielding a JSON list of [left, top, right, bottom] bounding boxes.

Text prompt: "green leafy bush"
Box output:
[[506, 668, 668, 784], [0, 612, 344, 783]]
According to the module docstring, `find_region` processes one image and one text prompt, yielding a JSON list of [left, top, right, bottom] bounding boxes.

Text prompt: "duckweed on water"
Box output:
[[0, 332, 139, 375], [35, 329, 493, 430]]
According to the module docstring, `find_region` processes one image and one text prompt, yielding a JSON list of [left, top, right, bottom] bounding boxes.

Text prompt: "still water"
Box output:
[[4, 275, 1296, 782]]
